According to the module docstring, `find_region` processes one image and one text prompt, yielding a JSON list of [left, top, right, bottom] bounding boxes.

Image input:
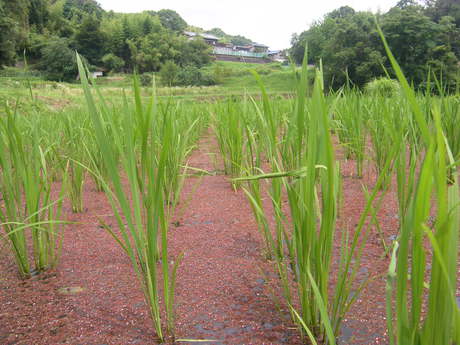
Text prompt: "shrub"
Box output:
[[140, 73, 152, 86], [365, 77, 400, 97], [159, 60, 179, 86], [38, 37, 79, 82], [101, 53, 125, 72], [176, 65, 216, 86]]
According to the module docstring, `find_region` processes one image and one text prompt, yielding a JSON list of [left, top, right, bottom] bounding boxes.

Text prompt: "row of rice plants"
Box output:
[[77, 54, 209, 340], [0, 103, 66, 278], [213, 38, 459, 344], [378, 26, 460, 345], [210, 55, 386, 343], [2, 57, 208, 340]]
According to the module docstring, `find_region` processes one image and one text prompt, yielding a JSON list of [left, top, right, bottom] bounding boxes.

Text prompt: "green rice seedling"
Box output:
[[334, 90, 367, 177], [212, 99, 245, 189], [0, 103, 66, 277], [77, 54, 191, 340], [250, 73, 296, 262], [377, 23, 460, 345], [366, 95, 407, 188], [160, 100, 202, 209], [241, 109, 277, 259], [61, 110, 88, 213]]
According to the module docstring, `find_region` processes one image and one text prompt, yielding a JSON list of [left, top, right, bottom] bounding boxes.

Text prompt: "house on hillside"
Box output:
[[183, 31, 274, 63], [200, 33, 219, 45], [252, 43, 269, 53], [184, 31, 219, 45], [234, 45, 252, 52]]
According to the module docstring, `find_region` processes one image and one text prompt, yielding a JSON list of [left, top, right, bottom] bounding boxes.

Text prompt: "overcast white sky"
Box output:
[[98, 0, 397, 50]]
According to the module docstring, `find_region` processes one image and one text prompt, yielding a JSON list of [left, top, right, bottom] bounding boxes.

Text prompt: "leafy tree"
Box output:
[[328, 5, 355, 19], [129, 31, 180, 72], [176, 37, 212, 67], [0, 0, 29, 67], [291, 9, 386, 88], [101, 53, 124, 72], [74, 14, 105, 64], [381, 5, 441, 85], [63, 0, 103, 21], [205, 28, 253, 46], [28, 0, 50, 33], [38, 37, 79, 81], [157, 9, 187, 32], [206, 28, 226, 37], [426, 0, 460, 26], [159, 60, 179, 86], [230, 35, 253, 46], [142, 15, 154, 35], [119, 17, 133, 67], [291, 3, 460, 90], [47, 0, 74, 37]]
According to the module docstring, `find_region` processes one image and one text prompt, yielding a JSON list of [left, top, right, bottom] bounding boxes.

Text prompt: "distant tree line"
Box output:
[[0, 0, 231, 82], [290, 0, 460, 91]]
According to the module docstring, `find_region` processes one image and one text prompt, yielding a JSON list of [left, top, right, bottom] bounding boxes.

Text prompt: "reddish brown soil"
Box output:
[[1, 133, 402, 345]]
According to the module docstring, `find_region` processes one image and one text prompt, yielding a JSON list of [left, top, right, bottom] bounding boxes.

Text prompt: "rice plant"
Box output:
[[234, 56, 393, 344], [76, 54, 200, 340], [334, 90, 367, 178], [61, 110, 88, 212], [377, 23, 460, 345], [0, 103, 65, 278], [213, 99, 245, 189]]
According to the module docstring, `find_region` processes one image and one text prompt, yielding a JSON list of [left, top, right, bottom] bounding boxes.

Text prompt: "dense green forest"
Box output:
[[0, 0, 254, 83], [291, 0, 460, 90], [1, 0, 459, 90]]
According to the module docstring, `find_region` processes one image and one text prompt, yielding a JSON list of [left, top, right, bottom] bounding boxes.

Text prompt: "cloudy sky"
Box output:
[[98, 0, 397, 50]]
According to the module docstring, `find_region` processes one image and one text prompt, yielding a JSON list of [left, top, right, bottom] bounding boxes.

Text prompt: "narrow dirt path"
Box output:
[[170, 133, 302, 344]]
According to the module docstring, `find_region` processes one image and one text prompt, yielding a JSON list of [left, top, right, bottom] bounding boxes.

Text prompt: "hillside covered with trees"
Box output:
[[290, 0, 460, 90], [0, 0, 256, 82]]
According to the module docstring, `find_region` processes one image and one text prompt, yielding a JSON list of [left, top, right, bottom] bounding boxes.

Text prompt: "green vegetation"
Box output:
[[0, 100, 66, 278], [0, 0, 213, 81], [291, 0, 460, 91], [1, 1, 460, 345]]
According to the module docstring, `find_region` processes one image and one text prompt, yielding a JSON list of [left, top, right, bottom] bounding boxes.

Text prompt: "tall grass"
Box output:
[[233, 56, 393, 344], [377, 23, 460, 345], [213, 99, 245, 189], [334, 90, 367, 177], [76, 54, 203, 340], [61, 110, 88, 212], [0, 103, 65, 278]]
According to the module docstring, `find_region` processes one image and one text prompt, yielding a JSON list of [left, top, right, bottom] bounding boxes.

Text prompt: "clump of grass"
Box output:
[[61, 110, 88, 212], [365, 77, 400, 97], [77, 54, 201, 341], [377, 23, 460, 345], [334, 90, 367, 177], [234, 53, 391, 344], [212, 99, 245, 189], [0, 103, 66, 278]]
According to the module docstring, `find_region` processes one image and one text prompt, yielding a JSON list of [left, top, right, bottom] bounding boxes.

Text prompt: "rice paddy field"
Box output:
[[1, 47, 459, 345]]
